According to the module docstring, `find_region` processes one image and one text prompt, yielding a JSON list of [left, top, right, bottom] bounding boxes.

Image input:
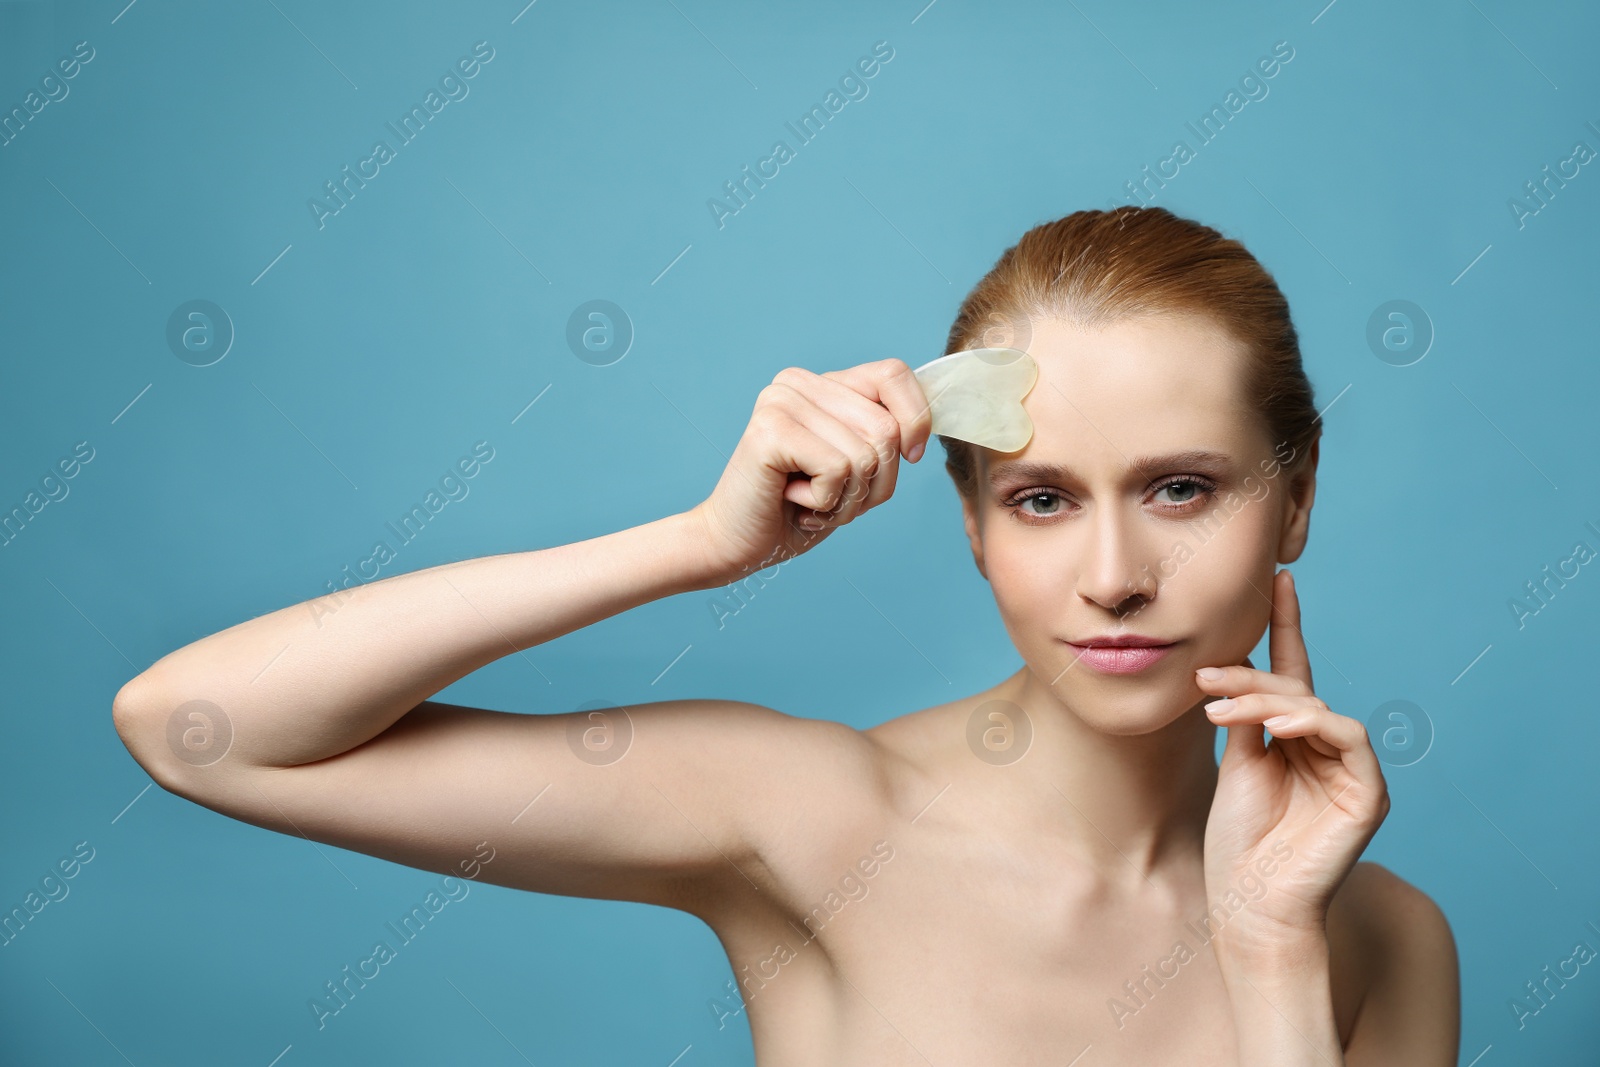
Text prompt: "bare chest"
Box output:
[[716, 839, 1248, 1066]]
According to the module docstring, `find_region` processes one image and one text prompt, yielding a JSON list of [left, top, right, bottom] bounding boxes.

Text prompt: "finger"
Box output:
[[754, 399, 863, 515], [766, 380, 891, 523], [773, 369, 901, 517], [819, 359, 935, 463], [1259, 704, 1387, 799], [1208, 694, 1386, 786], [1269, 569, 1315, 691], [1220, 717, 1267, 767], [1194, 662, 1309, 698], [1205, 692, 1326, 727]]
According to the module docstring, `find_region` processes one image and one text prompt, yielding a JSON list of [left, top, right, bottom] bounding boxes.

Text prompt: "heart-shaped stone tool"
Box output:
[[912, 347, 1038, 453]]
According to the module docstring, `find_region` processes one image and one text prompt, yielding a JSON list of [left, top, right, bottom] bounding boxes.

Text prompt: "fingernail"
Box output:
[[1205, 699, 1234, 717], [908, 441, 925, 462], [1196, 667, 1225, 681], [1264, 715, 1292, 729]]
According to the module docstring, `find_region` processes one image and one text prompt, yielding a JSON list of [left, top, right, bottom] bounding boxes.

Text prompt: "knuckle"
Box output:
[[821, 453, 852, 480], [750, 401, 789, 435], [847, 457, 878, 497], [773, 366, 811, 390], [866, 410, 901, 449], [756, 381, 796, 409]]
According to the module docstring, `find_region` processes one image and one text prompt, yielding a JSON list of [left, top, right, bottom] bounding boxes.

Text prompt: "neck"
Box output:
[[994, 665, 1220, 883]]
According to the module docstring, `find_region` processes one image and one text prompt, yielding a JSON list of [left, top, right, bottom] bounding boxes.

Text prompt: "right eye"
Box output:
[[1004, 489, 1071, 523]]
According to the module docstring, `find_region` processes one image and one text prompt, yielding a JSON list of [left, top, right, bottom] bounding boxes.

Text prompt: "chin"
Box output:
[[1074, 695, 1196, 736], [1032, 653, 1206, 735]]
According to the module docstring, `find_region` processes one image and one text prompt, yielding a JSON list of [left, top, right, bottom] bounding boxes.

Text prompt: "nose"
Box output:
[[1075, 503, 1157, 614]]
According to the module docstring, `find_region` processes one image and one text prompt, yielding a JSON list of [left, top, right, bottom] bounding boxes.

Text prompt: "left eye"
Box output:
[[1154, 479, 1206, 505]]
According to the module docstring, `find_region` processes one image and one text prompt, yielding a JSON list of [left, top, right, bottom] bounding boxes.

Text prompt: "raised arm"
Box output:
[[111, 359, 933, 913]]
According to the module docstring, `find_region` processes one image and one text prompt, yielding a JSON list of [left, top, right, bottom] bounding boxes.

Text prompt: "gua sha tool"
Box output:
[[911, 347, 1039, 453]]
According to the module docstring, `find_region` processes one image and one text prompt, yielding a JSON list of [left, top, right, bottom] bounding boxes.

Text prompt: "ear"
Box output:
[[1276, 435, 1319, 565], [960, 489, 988, 581]]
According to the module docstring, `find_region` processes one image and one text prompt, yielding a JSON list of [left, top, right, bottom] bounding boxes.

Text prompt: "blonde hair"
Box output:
[[940, 205, 1320, 502]]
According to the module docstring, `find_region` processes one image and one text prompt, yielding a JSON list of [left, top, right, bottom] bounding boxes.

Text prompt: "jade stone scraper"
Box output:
[[911, 347, 1039, 453]]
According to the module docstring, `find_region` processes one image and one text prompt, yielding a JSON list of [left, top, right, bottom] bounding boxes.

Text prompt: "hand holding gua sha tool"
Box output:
[[911, 347, 1039, 453]]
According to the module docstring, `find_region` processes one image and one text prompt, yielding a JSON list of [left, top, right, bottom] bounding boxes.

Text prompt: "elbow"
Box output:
[[112, 673, 152, 752], [111, 672, 180, 792]]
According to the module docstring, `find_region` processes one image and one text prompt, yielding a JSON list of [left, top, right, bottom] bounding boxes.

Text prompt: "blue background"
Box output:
[[2, 0, 1596, 1063]]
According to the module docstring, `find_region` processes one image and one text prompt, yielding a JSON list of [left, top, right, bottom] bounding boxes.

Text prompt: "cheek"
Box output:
[[1160, 521, 1277, 644], [979, 536, 1075, 647]]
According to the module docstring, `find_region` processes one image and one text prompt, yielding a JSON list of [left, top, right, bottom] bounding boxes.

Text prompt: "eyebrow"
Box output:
[[985, 449, 1236, 490]]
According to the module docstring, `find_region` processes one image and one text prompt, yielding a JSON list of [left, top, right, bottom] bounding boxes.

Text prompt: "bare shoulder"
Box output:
[[671, 698, 932, 926], [1329, 861, 1461, 1065]]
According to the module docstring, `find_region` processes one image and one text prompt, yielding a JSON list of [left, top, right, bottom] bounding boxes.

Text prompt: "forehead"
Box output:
[[985, 311, 1259, 472]]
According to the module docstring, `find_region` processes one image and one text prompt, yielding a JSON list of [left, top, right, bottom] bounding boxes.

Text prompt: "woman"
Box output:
[[112, 206, 1460, 1064]]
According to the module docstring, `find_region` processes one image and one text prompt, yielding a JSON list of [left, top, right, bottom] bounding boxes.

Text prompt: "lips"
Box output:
[[1064, 636, 1176, 674]]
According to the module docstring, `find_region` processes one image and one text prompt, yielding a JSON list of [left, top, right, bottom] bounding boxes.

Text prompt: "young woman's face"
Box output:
[[960, 311, 1316, 733]]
